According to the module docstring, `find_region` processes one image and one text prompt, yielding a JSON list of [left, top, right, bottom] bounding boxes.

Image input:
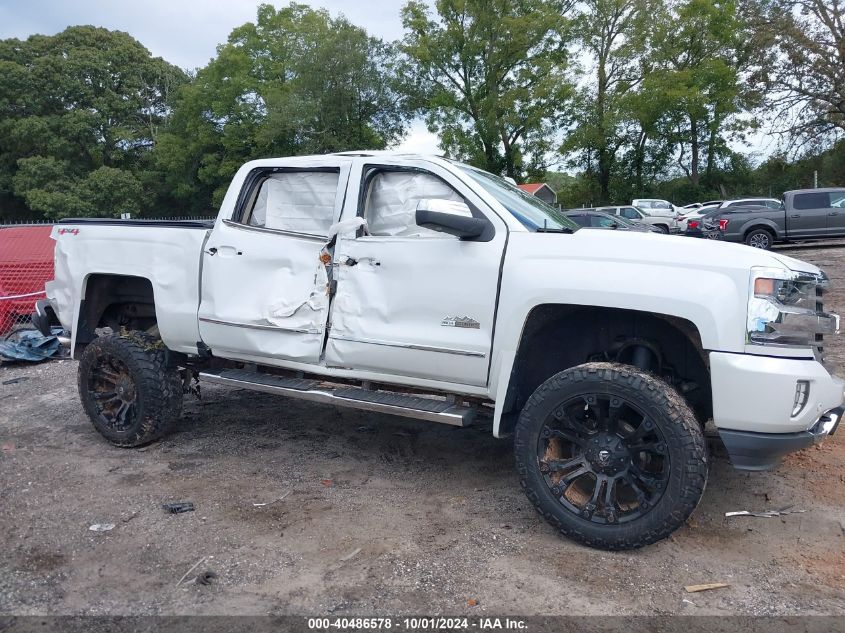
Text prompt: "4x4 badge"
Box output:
[[441, 316, 480, 329]]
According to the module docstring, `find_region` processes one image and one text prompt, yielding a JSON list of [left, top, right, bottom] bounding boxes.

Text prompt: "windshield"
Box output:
[[457, 165, 579, 232]]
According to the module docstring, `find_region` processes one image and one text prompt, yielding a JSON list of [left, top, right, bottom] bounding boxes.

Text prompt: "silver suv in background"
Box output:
[[601, 205, 678, 234]]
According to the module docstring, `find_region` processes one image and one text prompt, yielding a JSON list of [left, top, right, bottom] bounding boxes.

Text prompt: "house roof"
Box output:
[[517, 183, 549, 194]]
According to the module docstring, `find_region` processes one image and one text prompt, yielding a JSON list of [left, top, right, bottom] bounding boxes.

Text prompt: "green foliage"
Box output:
[[156, 3, 411, 210], [0, 1, 840, 220], [563, 0, 655, 203], [0, 26, 186, 220], [401, 0, 574, 180]]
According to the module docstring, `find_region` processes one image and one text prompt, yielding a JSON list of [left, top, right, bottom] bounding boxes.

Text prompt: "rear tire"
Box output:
[[745, 228, 773, 249], [655, 224, 670, 234], [77, 331, 182, 447], [514, 362, 707, 550]]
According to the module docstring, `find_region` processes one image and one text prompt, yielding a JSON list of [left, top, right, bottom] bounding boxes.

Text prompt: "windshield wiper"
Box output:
[[535, 226, 574, 233]]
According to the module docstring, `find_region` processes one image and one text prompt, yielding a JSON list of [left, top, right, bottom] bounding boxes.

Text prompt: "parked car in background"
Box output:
[[562, 210, 659, 233], [701, 188, 845, 249], [632, 198, 683, 217], [598, 205, 675, 233]]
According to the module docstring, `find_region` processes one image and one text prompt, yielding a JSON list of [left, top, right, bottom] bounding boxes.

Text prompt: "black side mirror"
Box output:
[[415, 199, 489, 240]]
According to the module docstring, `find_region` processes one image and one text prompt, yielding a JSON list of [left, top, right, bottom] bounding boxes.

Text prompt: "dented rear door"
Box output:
[[198, 158, 351, 364]]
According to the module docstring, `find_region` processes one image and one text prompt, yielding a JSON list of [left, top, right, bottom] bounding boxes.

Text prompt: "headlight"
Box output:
[[747, 267, 838, 349]]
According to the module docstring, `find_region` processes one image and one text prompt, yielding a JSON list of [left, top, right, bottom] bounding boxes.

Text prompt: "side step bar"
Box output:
[[198, 368, 476, 427]]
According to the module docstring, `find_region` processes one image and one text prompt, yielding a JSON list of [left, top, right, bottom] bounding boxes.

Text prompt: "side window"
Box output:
[[590, 215, 615, 227], [794, 192, 832, 210], [246, 170, 339, 235], [829, 192, 845, 208], [363, 170, 466, 238], [621, 208, 639, 220], [638, 201, 652, 209]]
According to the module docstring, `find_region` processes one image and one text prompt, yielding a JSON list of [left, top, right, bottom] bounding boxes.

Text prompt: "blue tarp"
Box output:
[[0, 328, 61, 362]]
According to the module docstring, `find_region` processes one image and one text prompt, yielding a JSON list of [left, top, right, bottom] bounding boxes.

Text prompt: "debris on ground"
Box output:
[[162, 501, 195, 514], [196, 570, 217, 585], [684, 583, 730, 593], [176, 556, 207, 587], [340, 547, 362, 562], [320, 479, 333, 487], [0, 329, 61, 363], [253, 490, 291, 507], [89, 523, 116, 532], [467, 598, 479, 606], [2, 376, 29, 385], [725, 505, 805, 518]]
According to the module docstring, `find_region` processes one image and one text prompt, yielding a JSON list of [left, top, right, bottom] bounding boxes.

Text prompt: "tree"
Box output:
[[0, 26, 186, 220], [638, 0, 761, 190], [401, 0, 574, 180], [563, 0, 651, 202], [156, 3, 411, 210], [765, 0, 845, 149]]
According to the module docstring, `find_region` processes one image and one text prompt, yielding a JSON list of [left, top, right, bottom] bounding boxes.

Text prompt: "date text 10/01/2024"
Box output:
[[307, 617, 528, 630]]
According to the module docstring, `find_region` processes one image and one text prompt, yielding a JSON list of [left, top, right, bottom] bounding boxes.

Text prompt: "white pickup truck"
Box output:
[[35, 152, 843, 550]]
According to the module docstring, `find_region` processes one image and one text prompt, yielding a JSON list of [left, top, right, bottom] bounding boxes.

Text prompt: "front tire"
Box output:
[[514, 362, 707, 550], [78, 332, 182, 447]]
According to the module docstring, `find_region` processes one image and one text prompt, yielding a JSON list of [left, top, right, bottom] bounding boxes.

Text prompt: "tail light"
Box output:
[[718, 218, 730, 231], [688, 220, 700, 230]]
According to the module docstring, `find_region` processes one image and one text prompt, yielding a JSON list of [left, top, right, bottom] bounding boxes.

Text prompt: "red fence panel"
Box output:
[[0, 225, 55, 335]]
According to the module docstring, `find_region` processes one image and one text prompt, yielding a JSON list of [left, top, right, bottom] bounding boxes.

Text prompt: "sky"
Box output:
[[0, 0, 442, 154]]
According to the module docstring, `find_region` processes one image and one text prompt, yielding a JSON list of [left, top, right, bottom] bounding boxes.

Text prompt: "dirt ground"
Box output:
[[2, 243, 845, 617]]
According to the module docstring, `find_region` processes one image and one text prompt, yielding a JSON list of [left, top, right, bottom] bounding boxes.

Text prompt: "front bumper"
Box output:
[[719, 408, 840, 470], [710, 351, 845, 470]]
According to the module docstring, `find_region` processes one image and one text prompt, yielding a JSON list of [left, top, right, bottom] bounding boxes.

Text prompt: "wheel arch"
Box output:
[[742, 222, 778, 242], [73, 273, 158, 358], [493, 305, 711, 436]]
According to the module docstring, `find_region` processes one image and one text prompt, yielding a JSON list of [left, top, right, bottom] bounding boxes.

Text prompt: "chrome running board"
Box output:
[[198, 368, 475, 427]]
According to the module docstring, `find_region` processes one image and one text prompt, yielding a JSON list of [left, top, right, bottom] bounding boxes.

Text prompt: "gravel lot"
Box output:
[[2, 243, 845, 616]]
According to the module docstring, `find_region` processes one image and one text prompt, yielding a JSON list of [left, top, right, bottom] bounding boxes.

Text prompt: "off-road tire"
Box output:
[[78, 331, 182, 447], [744, 228, 773, 250], [514, 362, 707, 550]]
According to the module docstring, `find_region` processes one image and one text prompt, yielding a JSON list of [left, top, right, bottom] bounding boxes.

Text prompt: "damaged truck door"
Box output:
[[325, 162, 505, 386], [197, 159, 351, 364]]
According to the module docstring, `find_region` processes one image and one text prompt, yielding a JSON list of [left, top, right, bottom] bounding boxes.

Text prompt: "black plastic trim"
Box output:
[[719, 427, 819, 471], [58, 218, 213, 229]]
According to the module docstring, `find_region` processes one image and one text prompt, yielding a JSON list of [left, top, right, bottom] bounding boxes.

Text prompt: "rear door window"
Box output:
[[246, 170, 340, 235], [793, 192, 833, 210]]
